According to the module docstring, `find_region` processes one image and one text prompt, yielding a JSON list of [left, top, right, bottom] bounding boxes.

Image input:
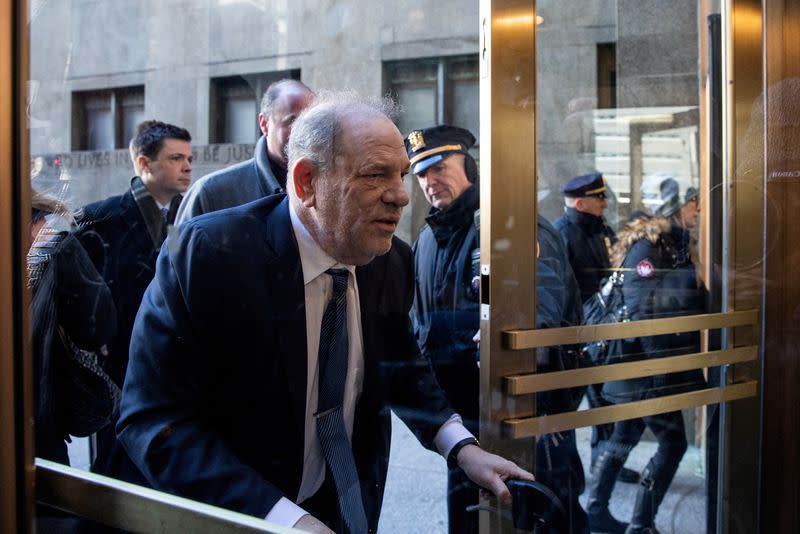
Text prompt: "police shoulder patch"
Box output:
[[636, 259, 655, 278]]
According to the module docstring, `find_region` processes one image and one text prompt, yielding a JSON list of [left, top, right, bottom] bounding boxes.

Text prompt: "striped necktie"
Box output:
[[316, 268, 367, 533]]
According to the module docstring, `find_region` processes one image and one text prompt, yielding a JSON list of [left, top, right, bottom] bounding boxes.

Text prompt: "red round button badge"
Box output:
[[636, 259, 655, 278]]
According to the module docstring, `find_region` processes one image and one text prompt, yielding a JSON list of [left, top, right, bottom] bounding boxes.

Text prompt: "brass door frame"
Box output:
[[2, 0, 770, 532], [0, 0, 32, 531]]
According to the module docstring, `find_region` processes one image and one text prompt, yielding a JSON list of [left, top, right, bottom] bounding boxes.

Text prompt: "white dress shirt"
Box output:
[[266, 201, 474, 527]]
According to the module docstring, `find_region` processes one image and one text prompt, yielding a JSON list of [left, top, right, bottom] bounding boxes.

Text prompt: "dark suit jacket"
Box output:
[[117, 195, 454, 529], [175, 135, 284, 225]]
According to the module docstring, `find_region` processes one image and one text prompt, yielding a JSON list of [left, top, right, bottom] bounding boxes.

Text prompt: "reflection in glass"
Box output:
[[28, 190, 117, 467], [536, 2, 715, 532]]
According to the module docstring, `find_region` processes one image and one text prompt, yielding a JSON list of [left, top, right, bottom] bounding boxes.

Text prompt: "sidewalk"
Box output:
[[378, 412, 707, 533]]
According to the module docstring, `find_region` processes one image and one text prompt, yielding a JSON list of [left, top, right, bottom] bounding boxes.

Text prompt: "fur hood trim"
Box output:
[[611, 216, 671, 267]]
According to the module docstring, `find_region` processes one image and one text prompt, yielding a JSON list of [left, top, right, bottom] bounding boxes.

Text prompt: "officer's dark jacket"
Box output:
[[412, 185, 480, 430], [535, 216, 584, 415], [602, 216, 706, 403], [412, 186, 584, 426], [554, 207, 616, 303]]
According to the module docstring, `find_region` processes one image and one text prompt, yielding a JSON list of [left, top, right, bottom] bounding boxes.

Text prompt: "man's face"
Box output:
[[679, 198, 700, 229], [311, 115, 410, 265], [142, 138, 193, 196], [416, 154, 471, 210], [260, 88, 314, 168], [575, 195, 607, 217]]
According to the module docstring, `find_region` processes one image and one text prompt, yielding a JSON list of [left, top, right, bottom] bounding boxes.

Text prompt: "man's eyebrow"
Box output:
[[360, 163, 391, 173]]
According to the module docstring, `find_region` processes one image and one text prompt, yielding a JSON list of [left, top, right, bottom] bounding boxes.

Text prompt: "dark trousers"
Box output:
[[604, 411, 687, 466], [447, 466, 480, 534], [536, 430, 589, 534], [585, 384, 615, 464], [603, 410, 688, 527]]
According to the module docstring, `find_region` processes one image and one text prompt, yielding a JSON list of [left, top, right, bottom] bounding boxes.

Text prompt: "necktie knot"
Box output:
[[326, 268, 349, 300], [160, 207, 170, 223]]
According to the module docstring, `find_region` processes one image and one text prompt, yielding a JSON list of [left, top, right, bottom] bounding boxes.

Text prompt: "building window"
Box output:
[[597, 43, 617, 109], [385, 55, 479, 143], [72, 86, 145, 151], [209, 70, 301, 144]]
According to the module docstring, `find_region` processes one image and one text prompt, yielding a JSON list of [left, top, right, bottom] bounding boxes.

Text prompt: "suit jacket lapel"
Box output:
[[121, 190, 158, 255], [263, 198, 308, 436], [356, 255, 387, 408]]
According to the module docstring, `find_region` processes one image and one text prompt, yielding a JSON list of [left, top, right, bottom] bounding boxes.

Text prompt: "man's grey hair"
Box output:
[[259, 78, 313, 118], [564, 196, 578, 208], [286, 90, 400, 177]]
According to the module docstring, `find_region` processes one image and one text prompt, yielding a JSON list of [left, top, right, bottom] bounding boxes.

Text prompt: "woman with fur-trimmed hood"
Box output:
[[586, 178, 706, 534]]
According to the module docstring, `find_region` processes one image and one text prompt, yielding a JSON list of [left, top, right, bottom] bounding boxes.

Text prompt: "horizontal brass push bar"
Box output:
[[503, 310, 758, 350], [505, 346, 757, 395], [36, 460, 293, 533], [503, 381, 758, 438]]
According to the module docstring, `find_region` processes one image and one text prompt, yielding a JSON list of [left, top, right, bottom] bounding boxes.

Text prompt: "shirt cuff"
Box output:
[[264, 497, 309, 528], [434, 413, 476, 458]]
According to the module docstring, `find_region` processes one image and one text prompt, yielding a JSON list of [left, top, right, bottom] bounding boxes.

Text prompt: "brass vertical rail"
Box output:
[[0, 0, 32, 532], [479, 0, 538, 531]]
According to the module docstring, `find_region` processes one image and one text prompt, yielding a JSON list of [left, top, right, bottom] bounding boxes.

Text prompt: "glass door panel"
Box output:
[[479, 0, 762, 532]]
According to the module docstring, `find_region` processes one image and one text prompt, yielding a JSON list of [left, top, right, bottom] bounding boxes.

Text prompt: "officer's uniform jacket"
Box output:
[[411, 185, 480, 432], [554, 207, 616, 303]]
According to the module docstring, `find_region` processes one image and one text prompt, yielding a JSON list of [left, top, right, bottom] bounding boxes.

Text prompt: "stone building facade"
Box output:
[[28, 0, 698, 242]]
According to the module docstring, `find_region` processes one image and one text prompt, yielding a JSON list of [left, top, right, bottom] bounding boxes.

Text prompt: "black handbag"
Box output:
[[56, 326, 121, 437], [581, 271, 630, 366]]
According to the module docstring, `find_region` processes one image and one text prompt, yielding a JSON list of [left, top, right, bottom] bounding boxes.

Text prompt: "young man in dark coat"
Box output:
[[407, 125, 588, 533], [588, 178, 706, 534], [75, 120, 193, 484]]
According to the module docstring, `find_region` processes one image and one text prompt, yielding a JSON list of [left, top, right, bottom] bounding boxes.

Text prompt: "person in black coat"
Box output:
[[407, 125, 588, 533], [554, 173, 640, 488], [407, 126, 482, 534], [588, 178, 706, 534], [28, 191, 117, 465], [75, 120, 193, 484], [554, 172, 617, 304]]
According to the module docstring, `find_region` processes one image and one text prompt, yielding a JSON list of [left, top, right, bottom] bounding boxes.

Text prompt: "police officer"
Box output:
[[554, 172, 616, 304], [589, 177, 706, 534], [406, 126, 481, 534], [554, 173, 640, 489], [407, 125, 589, 533]]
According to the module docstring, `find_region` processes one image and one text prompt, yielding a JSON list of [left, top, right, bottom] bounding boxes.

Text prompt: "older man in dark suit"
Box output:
[[76, 120, 192, 484], [117, 94, 532, 533]]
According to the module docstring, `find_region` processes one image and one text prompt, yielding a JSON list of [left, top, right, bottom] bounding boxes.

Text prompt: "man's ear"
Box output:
[[258, 113, 269, 137], [292, 158, 317, 207], [574, 197, 585, 211], [136, 155, 151, 177]]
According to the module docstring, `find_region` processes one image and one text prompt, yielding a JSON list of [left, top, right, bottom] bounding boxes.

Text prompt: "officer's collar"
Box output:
[[426, 184, 479, 241], [566, 206, 606, 230]]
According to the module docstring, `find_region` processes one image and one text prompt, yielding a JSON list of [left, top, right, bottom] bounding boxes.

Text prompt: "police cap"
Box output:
[[404, 125, 476, 175], [559, 172, 607, 198]]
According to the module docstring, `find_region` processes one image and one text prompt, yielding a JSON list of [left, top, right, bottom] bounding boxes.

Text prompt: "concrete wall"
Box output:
[[28, 0, 479, 244], [29, 0, 479, 153]]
